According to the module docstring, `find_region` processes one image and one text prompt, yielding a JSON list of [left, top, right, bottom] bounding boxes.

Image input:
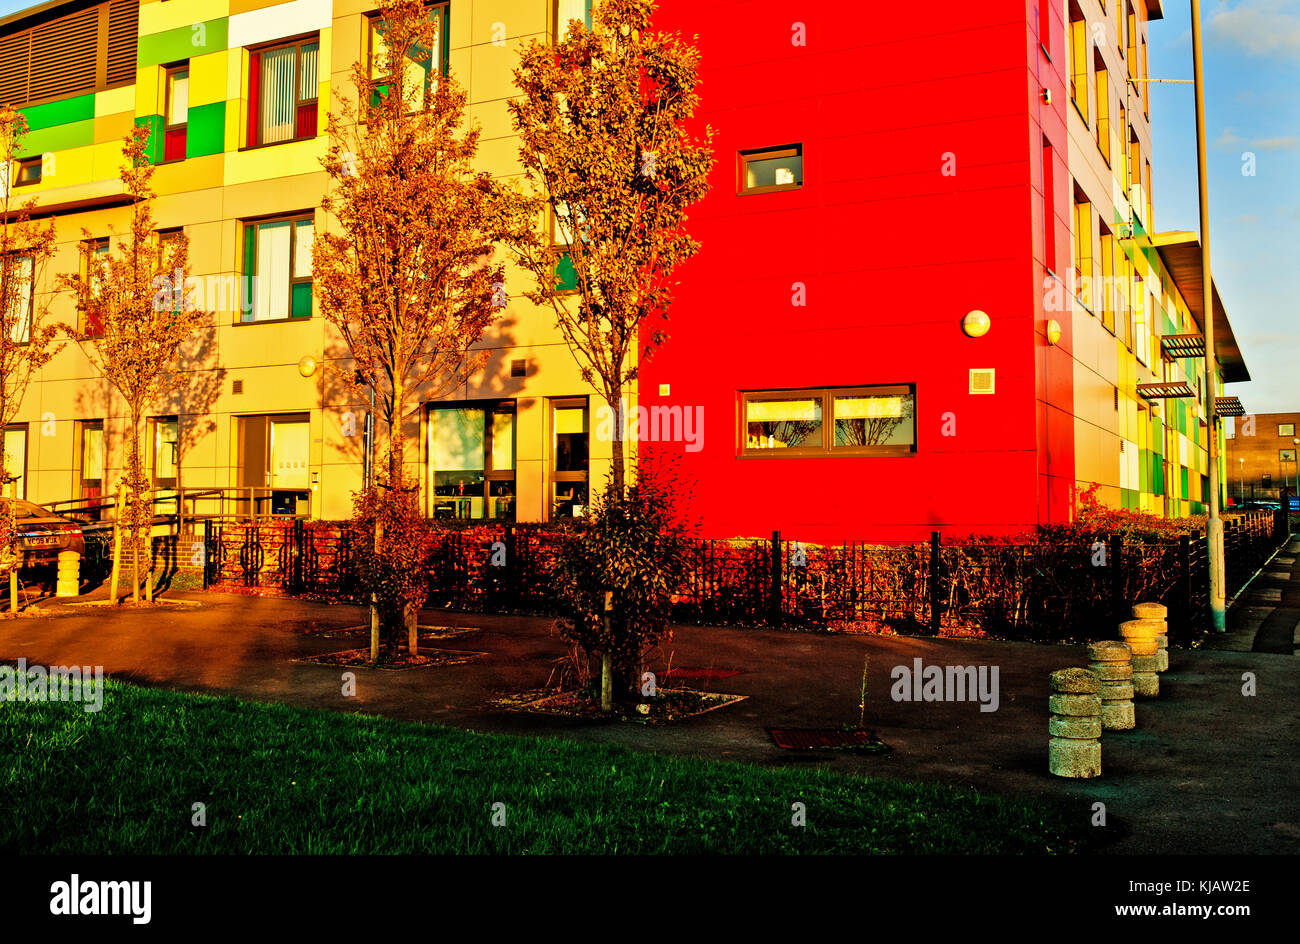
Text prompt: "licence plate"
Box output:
[[26, 535, 59, 547]]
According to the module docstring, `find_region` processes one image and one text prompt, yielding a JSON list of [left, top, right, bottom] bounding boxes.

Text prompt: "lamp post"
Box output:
[[1292, 438, 1299, 517], [1239, 457, 1244, 505], [1190, 0, 1225, 631]]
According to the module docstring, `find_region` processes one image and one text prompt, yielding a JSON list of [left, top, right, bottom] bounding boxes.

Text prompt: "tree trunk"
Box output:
[[369, 592, 379, 664], [8, 570, 16, 613], [600, 652, 613, 713], [608, 386, 626, 497], [109, 480, 127, 605], [406, 603, 418, 656]]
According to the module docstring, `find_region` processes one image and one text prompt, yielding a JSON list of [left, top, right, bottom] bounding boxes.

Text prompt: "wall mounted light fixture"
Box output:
[[962, 310, 991, 338]]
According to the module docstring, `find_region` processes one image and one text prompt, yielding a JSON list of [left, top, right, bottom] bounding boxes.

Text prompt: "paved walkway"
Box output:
[[1215, 536, 1300, 654], [3, 590, 1298, 854]]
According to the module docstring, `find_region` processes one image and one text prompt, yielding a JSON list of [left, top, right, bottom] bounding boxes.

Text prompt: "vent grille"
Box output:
[[232, 379, 244, 395], [0, 0, 138, 108], [969, 368, 995, 395], [510, 359, 526, 378]]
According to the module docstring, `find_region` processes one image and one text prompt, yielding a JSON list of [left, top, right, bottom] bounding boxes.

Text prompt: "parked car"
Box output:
[[0, 499, 86, 571]]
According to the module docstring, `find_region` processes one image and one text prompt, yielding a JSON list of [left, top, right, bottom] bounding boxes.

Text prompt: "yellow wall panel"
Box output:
[[136, 66, 162, 116], [94, 86, 135, 118], [225, 140, 326, 186], [190, 52, 228, 107], [93, 111, 135, 146], [470, 2, 546, 46], [140, 0, 230, 35]]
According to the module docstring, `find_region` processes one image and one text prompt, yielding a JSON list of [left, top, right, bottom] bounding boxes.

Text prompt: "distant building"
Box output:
[[1226, 414, 1300, 503]]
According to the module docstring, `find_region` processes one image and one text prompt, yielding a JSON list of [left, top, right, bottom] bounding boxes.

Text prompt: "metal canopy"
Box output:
[[1160, 333, 1207, 361], [1152, 232, 1250, 383], [1215, 396, 1245, 417], [1136, 381, 1195, 401]]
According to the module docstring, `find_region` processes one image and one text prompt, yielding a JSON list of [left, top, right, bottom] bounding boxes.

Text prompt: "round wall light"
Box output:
[[961, 310, 991, 338], [1046, 319, 1062, 346], [298, 355, 318, 378]]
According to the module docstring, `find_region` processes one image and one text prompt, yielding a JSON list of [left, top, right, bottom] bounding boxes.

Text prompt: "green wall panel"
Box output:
[[20, 94, 95, 132], [137, 19, 229, 68], [17, 119, 95, 157], [134, 115, 164, 164], [555, 252, 577, 292], [186, 101, 226, 158]]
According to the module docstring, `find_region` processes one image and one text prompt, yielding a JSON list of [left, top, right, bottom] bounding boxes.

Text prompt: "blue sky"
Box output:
[[0, 0, 1293, 411], [1148, 0, 1300, 414]]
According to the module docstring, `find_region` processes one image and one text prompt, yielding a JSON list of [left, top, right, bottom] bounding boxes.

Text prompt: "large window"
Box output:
[[1094, 52, 1110, 164], [241, 215, 313, 322], [551, 399, 588, 518], [248, 36, 319, 147], [4, 254, 34, 343], [740, 386, 916, 457], [150, 416, 179, 487], [163, 64, 189, 162], [428, 402, 516, 520], [2, 425, 27, 500], [81, 237, 109, 338], [76, 420, 104, 518], [1069, 4, 1088, 122], [739, 145, 802, 195], [367, 3, 449, 105], [1073, 191, 1092, 307], [554, 0, 593, 39], [1042, 137, 1056, 274]]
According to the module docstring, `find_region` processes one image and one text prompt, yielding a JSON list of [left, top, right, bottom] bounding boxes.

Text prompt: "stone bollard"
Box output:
[[55, 550, 80, 598], [1088, 641, 1135, 730], [1049, 668, 1102, 778], [1132, 603, 1169, 672], [1119, 619, 1160, 698]]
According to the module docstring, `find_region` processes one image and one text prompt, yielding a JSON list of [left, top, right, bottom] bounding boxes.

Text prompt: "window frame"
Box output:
[[13, 156, 42, 188], [160, 62, 190, 164], [80, 237, 110, 338], [738, 385, 917, 458], [149, 415, 181, 488], [4, 253, 35, 345], [550, 396, 589, 519], [245, 33, 321, 150], [553, 0, 594, 41], [426, 399, 517, 521], [1279, 424, 1295, 438], [365, 3, 450, 107], [738, 144, 803, 196], [239, 212, 314, 324], [1, 423, 28, 500]]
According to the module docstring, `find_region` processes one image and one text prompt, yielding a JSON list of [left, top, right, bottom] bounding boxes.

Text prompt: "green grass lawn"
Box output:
[[2, 680, 1087, 854]]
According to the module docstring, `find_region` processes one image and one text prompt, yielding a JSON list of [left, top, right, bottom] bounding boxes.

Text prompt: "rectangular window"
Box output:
[[1133, 272, 1148, 364], [150, 416, 180, 487], [4, 254, 34, 344], [163, 64, 189, 162], [551, 398, 588, 518], [741, 386, 916, 457], [428, 402, 516, 521], [1127, 7, 1138, 79], [1281, 449, 1297, 463], [78, 420, 104, 518], [241, 215, 313, 322], [1042, 138, 1056, 275], [13, 157, 41, 187], [248, 37, 319, 147], [1094, 54, 1110, 164], [1036, 0, 1051, 57], [1073, 191, 1092, 307], [1069, 5, 1088, 123], [1141, 36, 1150, 113], [2, 425, 27, 500], [368, 3, 449, 105], [1099, 222, 1115, 332], [739, 145, 802, 195], [554, 0, 593, 39], [81, 238, 110, 338], [1280, 424, 1295, 437], [1128, 133, 1141, 200]]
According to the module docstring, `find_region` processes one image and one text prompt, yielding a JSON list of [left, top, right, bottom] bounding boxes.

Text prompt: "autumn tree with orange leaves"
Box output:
[[59, 125, 206, 604], [0, 107, 60, 606], [314, 0, 533, 660], [509, 0, 713, 496]]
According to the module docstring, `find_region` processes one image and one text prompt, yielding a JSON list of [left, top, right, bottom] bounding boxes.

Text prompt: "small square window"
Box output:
[[13, 157, 41, 187], [1279, 424, 1294, 437], [1281, 449, 1297, 463], [739, 145, 802, 195]]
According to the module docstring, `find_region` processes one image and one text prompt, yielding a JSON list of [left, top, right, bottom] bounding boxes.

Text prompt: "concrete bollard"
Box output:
[[1088, 640, 1135, 730], [1049, 667, 1102, 778], [55, 551, 80, 598], [1133, 603, 1169, 672], [1120, 619, 1160, 698]]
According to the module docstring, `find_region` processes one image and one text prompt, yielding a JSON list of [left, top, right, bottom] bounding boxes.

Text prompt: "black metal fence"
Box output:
[[195, 509, 1288, 642]]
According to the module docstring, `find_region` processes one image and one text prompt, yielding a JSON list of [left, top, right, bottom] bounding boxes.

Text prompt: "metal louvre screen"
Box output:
[[0, 0, 139, 107]]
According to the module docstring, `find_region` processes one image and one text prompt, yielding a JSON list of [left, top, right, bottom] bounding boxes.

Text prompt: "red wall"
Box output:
[[641, 1, 1075, 542]]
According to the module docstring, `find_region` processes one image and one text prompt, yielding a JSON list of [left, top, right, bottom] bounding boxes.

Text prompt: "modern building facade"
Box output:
[[1, 0, 1252, 543]]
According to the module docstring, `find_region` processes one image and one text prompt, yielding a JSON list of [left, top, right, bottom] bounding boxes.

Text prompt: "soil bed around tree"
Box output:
[[492, 686, 746, 724], [297, 647, 487, 669]]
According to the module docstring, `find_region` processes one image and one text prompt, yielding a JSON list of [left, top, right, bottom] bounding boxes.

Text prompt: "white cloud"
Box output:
[[1250, 136, 1298, 150], [1208, 0, 1300, 58]]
